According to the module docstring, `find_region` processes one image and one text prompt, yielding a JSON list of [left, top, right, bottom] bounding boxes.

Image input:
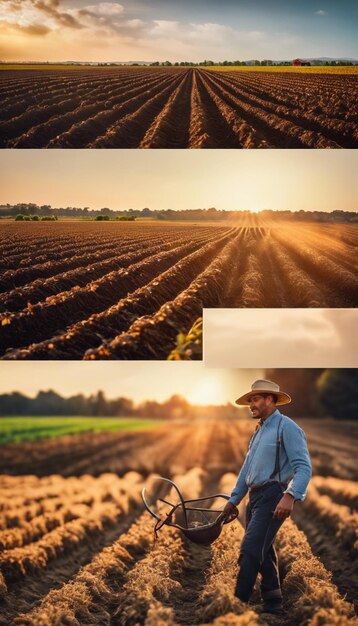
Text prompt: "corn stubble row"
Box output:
[[0, 464, 356, 625]]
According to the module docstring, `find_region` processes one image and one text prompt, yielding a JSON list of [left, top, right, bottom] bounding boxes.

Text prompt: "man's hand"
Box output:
[[273, 493, 294, 520], [223, 501, 238, 522]]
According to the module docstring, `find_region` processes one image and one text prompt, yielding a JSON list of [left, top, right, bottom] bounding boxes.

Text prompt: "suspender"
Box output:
[[269, 417, 284, 482], [247, 416, 285, 489]]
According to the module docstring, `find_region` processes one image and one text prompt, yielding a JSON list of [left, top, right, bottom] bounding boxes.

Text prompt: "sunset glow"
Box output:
[[0, 150, 356, 213], [1, 0, 357, 62], [0, 362, 263, 406]]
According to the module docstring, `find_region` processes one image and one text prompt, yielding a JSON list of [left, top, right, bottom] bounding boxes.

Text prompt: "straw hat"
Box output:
[[235, 379, 291, 406]]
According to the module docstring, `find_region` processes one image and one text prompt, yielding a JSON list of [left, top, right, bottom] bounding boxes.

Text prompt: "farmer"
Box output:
[[223, 379, 312, 615]]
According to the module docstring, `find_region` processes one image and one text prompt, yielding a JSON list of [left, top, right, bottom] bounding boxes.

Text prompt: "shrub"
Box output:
[[317, 370, 358, 420]]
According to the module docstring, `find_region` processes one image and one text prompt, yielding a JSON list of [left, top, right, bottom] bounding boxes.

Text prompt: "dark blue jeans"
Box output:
[[235, 482, 285, 603]]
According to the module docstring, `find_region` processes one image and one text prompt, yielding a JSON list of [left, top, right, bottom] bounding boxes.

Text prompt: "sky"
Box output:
[[204, 309, 358, 368], [0, 150, 356, 212], [0, 0, 357, 62], [0, 362, 263, 406]]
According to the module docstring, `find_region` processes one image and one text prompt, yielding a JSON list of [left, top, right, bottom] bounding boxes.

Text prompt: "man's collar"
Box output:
[[259, 408, 281, 427]]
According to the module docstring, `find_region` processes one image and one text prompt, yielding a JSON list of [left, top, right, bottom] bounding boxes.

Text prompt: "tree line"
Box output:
[[8, 60, 357, 67], [1, 204, 357, 223], [148, 59, 356, 67], [0, 390, 237, 420], [0, 370, 356, 420]]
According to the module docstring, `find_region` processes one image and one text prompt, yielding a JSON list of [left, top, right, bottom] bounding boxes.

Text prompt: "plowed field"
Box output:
[[1, 67, 357, 148], [1, 220, 357, 360], [0, 418, 356, 625]]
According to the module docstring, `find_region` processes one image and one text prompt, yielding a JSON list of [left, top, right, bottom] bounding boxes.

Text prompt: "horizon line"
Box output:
[[2, 204, 357, 214]]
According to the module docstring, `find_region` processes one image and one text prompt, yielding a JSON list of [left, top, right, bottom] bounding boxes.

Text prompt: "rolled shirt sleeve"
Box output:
[[228, 452, 250, 505], [282, 421, 312, 501]]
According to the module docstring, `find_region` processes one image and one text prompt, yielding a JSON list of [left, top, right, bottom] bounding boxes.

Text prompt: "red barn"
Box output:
[[293, 58, 311, 66]]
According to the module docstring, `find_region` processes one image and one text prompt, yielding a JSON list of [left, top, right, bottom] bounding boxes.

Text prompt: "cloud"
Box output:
[[8, 21, 51, 35], [0, 0, 132, 37], [81, 3, 124, 16], [315, 10, 327, 15], [0, 1, 266, 49], [0, 0, 306, 61], [204, 309, 358, 368], [0, 0, 83, 34]]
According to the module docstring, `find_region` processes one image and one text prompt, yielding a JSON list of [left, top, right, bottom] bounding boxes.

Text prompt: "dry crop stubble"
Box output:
[[0, 419, 357, 623], [0, 220, 357, 360], [0, 67, 357, 148]]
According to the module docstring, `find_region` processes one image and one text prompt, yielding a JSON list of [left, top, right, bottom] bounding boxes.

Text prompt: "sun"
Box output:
[[187, 375, 223, 406]]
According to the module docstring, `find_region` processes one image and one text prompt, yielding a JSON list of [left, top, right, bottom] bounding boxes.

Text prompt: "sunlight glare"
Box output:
[[187, 374, 224, 406]]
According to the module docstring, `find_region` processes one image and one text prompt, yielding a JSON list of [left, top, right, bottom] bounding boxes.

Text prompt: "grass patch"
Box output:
[[0, 416, 161, 444]]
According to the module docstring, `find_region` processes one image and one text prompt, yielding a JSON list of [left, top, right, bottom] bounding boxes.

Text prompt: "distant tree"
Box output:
[[110, 397, 134, 416], [316, 370, 358, 420], [91, 391, 109, 416], [162, 394, 190, 419], [265, 369, 324, 417], [15, 214, 25, 220], [31, 215, 40, 221], [0, 392, 32, 415], [33, 390, 66, 415], [138, 399, 163, 419], [66, 394, 90, 415]]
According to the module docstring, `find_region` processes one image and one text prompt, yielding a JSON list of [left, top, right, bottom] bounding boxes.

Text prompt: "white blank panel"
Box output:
[[204, 309, 358, 368]]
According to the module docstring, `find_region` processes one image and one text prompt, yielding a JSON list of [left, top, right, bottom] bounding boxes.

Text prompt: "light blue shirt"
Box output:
[[228, 409, 312, 504]]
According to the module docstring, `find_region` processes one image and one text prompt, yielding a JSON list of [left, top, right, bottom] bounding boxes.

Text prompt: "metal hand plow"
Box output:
[[142, 477, 238, 546]]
